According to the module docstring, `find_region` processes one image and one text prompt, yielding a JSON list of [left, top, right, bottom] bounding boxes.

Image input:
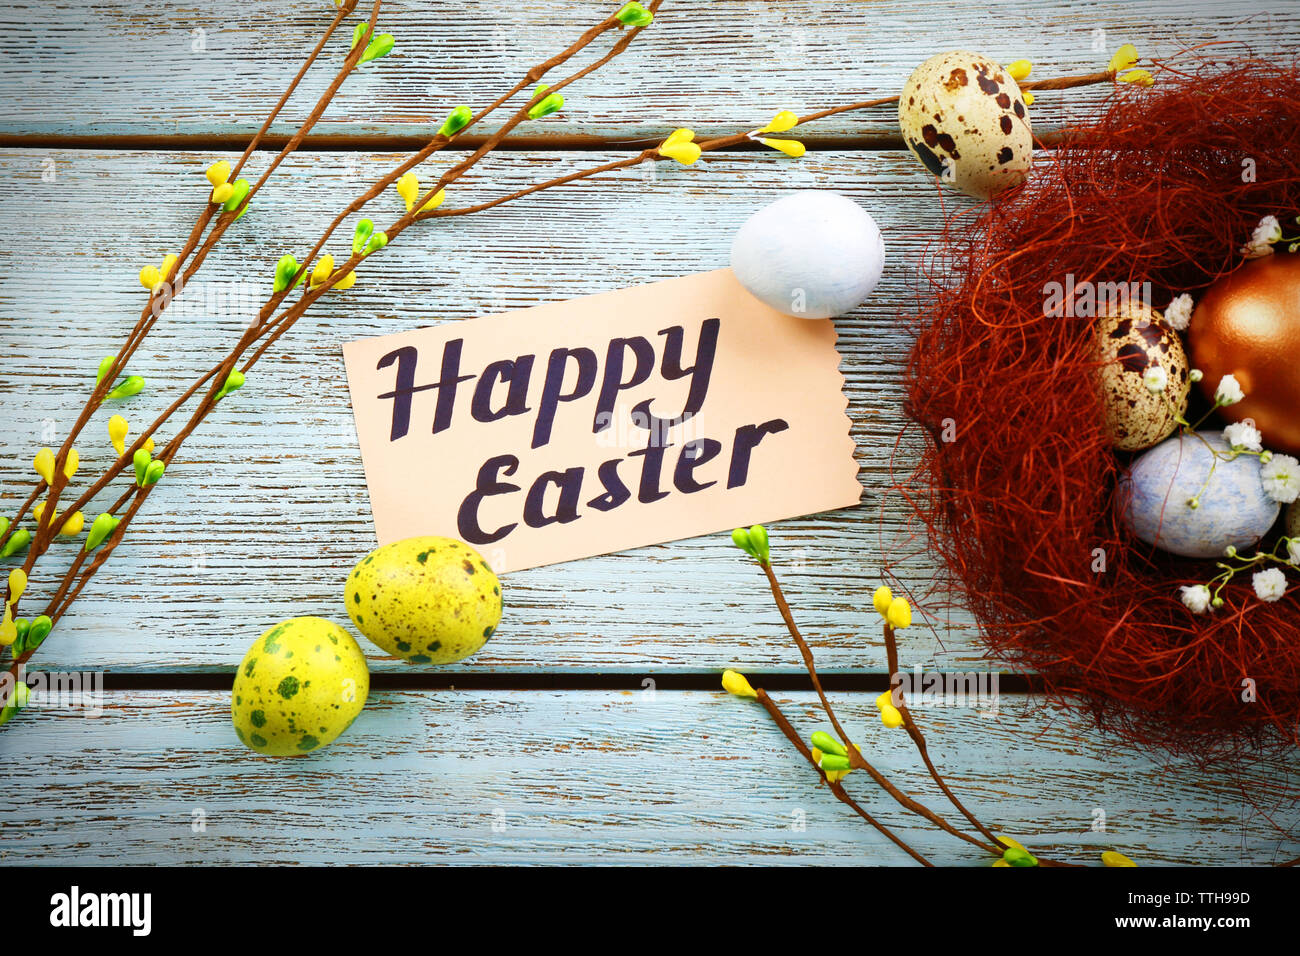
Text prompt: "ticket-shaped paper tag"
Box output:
[[343, 269, 861, 573]]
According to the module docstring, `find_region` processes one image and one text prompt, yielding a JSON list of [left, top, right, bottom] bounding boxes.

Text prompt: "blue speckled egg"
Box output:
[[1120, 431, 1280, 559]]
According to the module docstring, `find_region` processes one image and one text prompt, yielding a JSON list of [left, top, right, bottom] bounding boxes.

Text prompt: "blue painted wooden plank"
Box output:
[[0, 1, 1289, 141], [1, 690, 1294, 865]]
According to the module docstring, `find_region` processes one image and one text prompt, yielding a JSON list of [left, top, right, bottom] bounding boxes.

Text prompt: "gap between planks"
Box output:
[[0, 130, 1077, 153], [99, 672, 1044, 692]]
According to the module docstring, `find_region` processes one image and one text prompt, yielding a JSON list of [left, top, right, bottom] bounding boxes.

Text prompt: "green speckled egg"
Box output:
[[345, 536, 502, 665], [231, 617, 369, 757]]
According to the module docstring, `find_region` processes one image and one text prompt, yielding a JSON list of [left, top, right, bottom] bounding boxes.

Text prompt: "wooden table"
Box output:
[[1, 0, 1296, 865]]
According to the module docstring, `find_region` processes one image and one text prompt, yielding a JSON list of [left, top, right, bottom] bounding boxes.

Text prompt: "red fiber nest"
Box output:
[[904, 62, 1300, 756]]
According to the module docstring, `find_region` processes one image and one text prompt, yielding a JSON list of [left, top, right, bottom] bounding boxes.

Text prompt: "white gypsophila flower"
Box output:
[[1240, 215, 1283, 258], [1215, 373, 1245, 406], [1143, 365, 1168, 394], [1223, 420, 1263, 452], [1164, 293, 1194, 332], [1189, 368, 1203, 383], [1261, 453, 1300, 504], [1288, 539, 1300, 566], [1179, 584, 1213, 614], [1252, 567, 1288, 602]]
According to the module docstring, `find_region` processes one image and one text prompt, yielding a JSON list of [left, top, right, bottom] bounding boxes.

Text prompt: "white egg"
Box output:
[[898, 51, 1032, 200], [728, 191, 885, 319]]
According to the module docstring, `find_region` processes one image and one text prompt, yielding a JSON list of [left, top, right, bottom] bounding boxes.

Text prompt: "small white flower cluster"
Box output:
[[1240, 215, 1283, 258], [1142, 366, 1168, 394], [1261, 454, 1300, 505], [1253, 567, 1288, 603], [1214, 373, 1245, 407], [1164, 293, 1194, 332], [1178, 584, 1213, 614], [1176, 371, 1298, 612], [1182, 549, 1297, 613], [1222, 420, 1262, 452]]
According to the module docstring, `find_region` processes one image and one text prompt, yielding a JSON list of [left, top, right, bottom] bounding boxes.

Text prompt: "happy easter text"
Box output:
[[374, 319, 789, 544]]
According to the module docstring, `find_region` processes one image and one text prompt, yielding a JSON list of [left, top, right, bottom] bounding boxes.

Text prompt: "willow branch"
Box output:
[[754, 688, 931, 865]]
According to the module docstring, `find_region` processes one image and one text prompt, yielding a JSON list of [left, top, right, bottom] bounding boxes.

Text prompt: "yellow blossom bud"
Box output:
[[1007, 59, 1032, 81], [310, 255, 335, 287], [721, 669, 757, 699], [333, 268, 357, 291], [109, 415, 129, 456], [872, 585, 893, 616], [758, 110, 799, 134], [139, 265, 162, 290], [63, 448, 78, 480], [32, 501, 46, 524], [879, 703, 904, 728], [159, 254, 178, 281], [419, 187, 446, 214], [1107, 43, 1139, 73], [1119, 68, 1154, 87], [206, 160, 231, 188], [8, 568, 26, 604], [1022, 91, 1035, 106], [211, 182, 234, 204], [33, 447, 55, 485], [660, 142, 702, 166], [59, 511, 84, 537], [759, 137, 806, 158], [886, 596, 912, 630], [659, 130, 701, 165], [991, 859, 1011, 867], [396, 172, 420, 212], [1101, 850, 1137, 867], [876, 690, 904, 727]]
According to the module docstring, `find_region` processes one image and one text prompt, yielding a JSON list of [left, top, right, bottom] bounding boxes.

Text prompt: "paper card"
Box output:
[[343, 269, 861, 573]]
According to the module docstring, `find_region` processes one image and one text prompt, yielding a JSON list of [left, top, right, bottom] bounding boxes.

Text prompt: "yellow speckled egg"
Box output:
[[1095, 303, 1190, 451], [346, 536, 502, 665], [232, 617, 369, 757], [898, 51, 1032, 200]]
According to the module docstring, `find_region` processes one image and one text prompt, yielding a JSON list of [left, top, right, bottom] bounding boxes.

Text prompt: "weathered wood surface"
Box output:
[[1, 147, 977, 674], [0, 0, 1291, 144], [2, 690, 1295, 865], [1, 1, 1298, 866]]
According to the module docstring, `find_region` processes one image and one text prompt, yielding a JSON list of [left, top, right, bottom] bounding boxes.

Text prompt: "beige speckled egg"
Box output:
[[1096, 303, 1190, 451], [898, 51, 1032, 200]]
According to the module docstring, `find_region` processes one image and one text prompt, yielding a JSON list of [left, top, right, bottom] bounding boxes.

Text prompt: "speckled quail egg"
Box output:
[[346, 536, 502, 665], [1096, 303, 1190, 451], [898, 51, 1033, 200], [232, 617, 369, 757]]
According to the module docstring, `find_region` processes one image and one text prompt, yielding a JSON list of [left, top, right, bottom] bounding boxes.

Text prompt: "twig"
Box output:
[[754, 688, 931, 865]]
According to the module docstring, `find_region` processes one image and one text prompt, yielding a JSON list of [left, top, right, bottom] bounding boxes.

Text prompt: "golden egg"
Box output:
[[1189, 253, 1300, 453], [1095, 303, 1190, 451]]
